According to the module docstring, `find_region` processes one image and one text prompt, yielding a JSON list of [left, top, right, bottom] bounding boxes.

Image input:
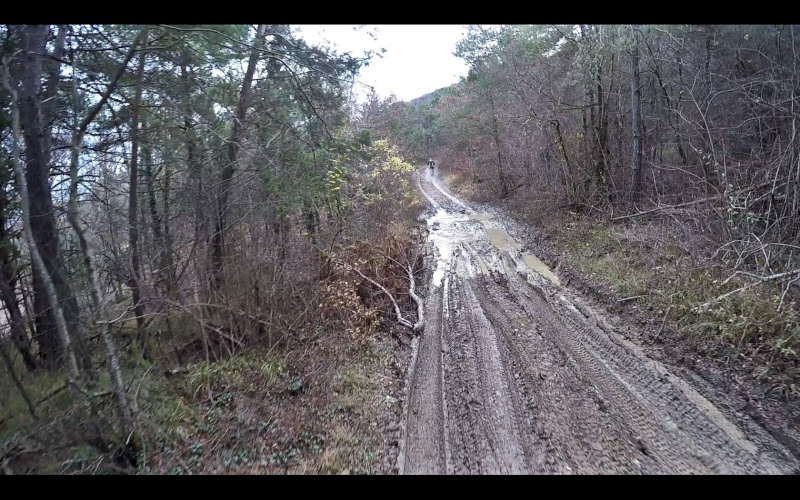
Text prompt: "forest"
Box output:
[[1, 24, 798, 474]]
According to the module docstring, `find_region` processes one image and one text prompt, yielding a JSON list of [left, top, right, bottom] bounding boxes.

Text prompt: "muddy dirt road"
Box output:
[[397, 169, 799, 475]]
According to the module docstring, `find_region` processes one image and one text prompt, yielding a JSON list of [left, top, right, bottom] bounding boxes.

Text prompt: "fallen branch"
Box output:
[[95, 306, 134, 325], [163, 299, 245, 349], [648, 305, 673, 345], [383, 253, 425, 332], [164, 366, 189, 378], [694, 268, 800, 311], [340, 261, 422, 332], [36, 382, 69, 405], [405, 263, 425, 332]]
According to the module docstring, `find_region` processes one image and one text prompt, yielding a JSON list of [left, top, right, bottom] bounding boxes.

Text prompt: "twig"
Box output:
[[383, 253, 425, 331], [657, 305, 673, 337], [36, 383, 70, 405], [694, 268, 800, 311], [617, 295, 643, 302], [610, 197, 718, 221], [163, 299, 245, 348], [334, 251, 421, 332], [648, 305, 673, 344], [777, 275, 800, 312], [95, 306, 134, 325]]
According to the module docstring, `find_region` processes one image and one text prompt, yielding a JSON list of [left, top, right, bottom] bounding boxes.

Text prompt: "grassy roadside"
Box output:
[[137, 325, 408, 475], [0, 319, 410, 475], [545, 215, 799, 390]]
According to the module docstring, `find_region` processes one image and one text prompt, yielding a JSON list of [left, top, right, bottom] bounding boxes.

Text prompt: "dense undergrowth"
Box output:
[[0, 140, 425, 475]]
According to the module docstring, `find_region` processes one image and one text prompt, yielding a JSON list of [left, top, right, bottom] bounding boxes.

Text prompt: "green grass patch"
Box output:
[[183, 351, 287, 398]]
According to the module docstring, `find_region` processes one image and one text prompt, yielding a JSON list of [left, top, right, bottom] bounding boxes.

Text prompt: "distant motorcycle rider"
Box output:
[[428, 158, 435, 171]]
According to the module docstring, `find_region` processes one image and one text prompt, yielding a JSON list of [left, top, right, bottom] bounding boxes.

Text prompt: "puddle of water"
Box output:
[[522, 253, 561, 286], [485, 226, 561, 286], [486, 228, 520, 252], [427, 208, 476, 287], [470, 212, 495, 222], [424, 176, 559, 288]]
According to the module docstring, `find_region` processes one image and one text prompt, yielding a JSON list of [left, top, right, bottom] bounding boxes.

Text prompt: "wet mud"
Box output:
[[398, 168, 799, 475]]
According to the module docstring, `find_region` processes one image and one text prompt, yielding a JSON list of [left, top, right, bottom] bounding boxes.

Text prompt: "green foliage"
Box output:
[[326, 163, 346, 194], [454, 25, 503, 67], [407, 87, 449, 107], [341, 139, 419, 214], [362, 140, 416, 203], [384, 101, 443, 159]]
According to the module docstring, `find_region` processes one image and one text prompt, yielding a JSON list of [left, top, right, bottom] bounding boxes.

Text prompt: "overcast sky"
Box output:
[[292, 25, 472, 103]]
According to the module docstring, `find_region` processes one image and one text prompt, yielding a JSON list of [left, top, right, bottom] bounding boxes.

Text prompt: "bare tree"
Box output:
[[630, 25, 644, 201]]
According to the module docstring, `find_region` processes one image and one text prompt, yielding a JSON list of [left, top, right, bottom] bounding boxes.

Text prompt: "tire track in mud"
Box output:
[[441, 253, 528, 474], [503, 254, 791, 474], [400, 274, 446, 475], [398, 170, 798, 474], [498, 265, 712, 474], [467, 246, 641, 474]]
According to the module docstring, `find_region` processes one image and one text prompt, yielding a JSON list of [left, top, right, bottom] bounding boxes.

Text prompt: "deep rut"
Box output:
[[398, 169, 799, 475]]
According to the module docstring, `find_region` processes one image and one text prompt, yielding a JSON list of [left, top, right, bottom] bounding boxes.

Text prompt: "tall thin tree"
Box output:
[[210, 24, 268, 289], [630, 25, 644, 201]]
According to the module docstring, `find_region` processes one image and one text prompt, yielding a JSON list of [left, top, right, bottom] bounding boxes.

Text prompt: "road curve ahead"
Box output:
[[397, 168, 798, 475]]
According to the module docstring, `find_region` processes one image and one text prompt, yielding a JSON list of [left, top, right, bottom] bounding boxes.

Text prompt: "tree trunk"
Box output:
[[142, 124, 162, 267], [0, 181, 37, 372], [644, 38, 688, 166], [2, 54, 81, 388], [630, 25, 644, 201], [594, 66, 609, 202], [790, 27, 800, 225], [0, 263, 36, 372], [551, 120, 575, 201], [128, 29, 150, 360], [65, 29, 145, 442], [11, 25, 89, 373], [588, 26, 611, 205], [161, 154, 175, 294], [0, 338, 36, 418], [488, 92, 509, 198], [180, 48, 209, 304], [210, 24, 267, 289]]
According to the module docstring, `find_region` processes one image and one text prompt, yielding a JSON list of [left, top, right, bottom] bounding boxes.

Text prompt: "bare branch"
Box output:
[[695, 268, 800, 311]]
